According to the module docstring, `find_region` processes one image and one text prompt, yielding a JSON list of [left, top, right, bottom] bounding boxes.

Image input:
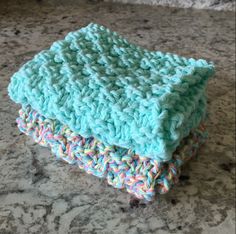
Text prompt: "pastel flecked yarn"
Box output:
[[17, 106, 207, 201], [8, 23, 214, 161]]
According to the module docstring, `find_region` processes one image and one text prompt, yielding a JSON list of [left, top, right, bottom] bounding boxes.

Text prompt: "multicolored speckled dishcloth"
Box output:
[[17, 106, 207, 201]]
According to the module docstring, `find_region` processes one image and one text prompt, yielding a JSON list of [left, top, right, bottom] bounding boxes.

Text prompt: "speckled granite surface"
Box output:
[[106, 0, 235, 11], [0, 1, 235, 234]]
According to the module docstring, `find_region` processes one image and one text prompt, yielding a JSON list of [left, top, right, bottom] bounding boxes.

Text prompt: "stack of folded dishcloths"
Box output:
[[8, 23, 214, 201]]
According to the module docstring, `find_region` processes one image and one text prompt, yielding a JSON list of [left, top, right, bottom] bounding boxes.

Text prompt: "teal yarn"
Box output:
[[8, 23, 215, 161]]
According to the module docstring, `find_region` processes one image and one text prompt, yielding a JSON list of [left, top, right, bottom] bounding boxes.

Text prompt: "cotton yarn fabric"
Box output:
[[8, 23, 214, 200], [17, 106, 207, 201], [8, 23, 214, 161]]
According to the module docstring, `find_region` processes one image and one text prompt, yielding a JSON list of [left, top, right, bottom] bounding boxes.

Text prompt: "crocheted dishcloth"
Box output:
[[8, 23, 214, 161], [17, 106, 207, 201]]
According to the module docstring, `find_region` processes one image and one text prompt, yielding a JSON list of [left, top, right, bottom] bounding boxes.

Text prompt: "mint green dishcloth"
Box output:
[[8, 23, 214, 161]]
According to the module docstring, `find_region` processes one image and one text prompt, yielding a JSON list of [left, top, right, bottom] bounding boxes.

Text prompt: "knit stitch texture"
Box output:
[[17, 106, 207, 201], [8, 23, 214, 161]]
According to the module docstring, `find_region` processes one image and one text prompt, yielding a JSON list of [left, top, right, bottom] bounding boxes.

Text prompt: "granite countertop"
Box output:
[[106, 0, 236, 11], [0, 1, 235, 233]]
